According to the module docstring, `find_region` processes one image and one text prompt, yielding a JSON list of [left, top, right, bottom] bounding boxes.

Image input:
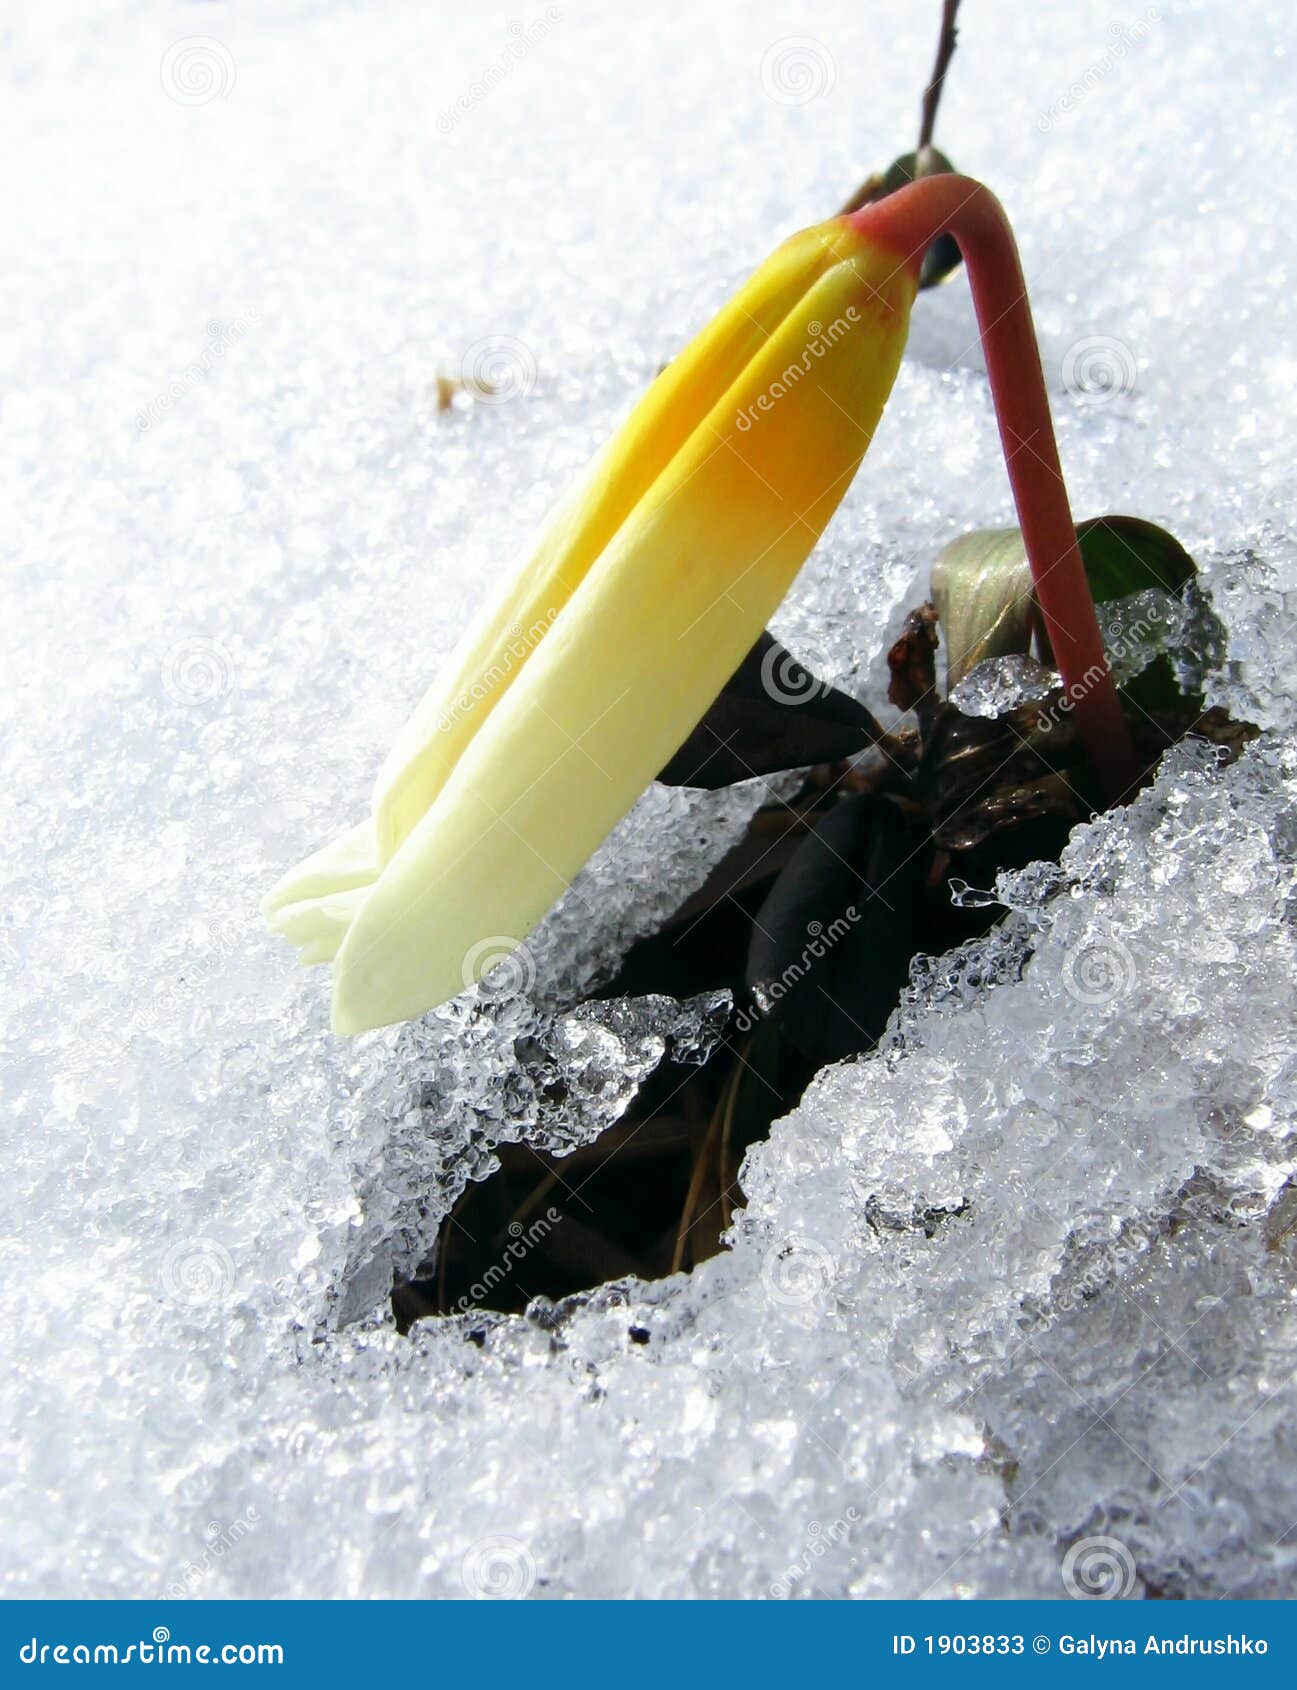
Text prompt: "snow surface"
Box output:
[[3, 0, 1296, 1598]]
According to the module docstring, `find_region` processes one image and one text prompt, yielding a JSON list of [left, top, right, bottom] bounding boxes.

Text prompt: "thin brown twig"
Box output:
[[918, 0, 962, 152], [718, 1051, 743, 1231], [838, 0, 963, 215], [671, 1050, 744, 1274]]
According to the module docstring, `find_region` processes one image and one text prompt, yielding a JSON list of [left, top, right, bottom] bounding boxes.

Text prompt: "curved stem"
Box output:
[[847, 174, 1140, 802]]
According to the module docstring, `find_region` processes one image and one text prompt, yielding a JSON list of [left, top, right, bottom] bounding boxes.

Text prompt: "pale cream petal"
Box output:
[[260, 818, 379, 921], [266, 886, 369, 962]]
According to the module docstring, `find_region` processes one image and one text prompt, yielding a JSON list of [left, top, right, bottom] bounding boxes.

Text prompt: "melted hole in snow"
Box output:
[[392, 771, 1091, 1330], [393, 677, 1257, 1331]]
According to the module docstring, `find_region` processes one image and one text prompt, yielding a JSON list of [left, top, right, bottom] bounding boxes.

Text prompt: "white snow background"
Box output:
[[2, 0, 1296, 1598]]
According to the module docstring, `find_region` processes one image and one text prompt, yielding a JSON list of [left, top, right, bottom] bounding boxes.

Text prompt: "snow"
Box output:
[[2, 0, 1296, 1599]]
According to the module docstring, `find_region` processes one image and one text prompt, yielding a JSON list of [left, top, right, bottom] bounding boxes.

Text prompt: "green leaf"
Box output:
[[877, 146, 957, 195], [747, 794, 926, 1066], [1119, 651, 1193, 721], [931, 514, 1197, 690], [1073, 515, 1196, 602], [657, 631, 884, 788], [1082, 516, 1201, 721]]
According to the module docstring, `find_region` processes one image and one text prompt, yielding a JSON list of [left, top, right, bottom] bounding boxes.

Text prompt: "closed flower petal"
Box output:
[[265, 215, 918, 1033]]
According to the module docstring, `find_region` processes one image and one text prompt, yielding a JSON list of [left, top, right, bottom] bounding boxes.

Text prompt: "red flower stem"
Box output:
[[847, 174, 1140, 802]]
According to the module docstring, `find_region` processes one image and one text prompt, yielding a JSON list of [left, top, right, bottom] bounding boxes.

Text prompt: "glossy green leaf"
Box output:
[[931, 514, 1197, 690], [1073, 514, 1196, 602], [657, 631, 884, 789], [746, 794, 925, 1065]]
